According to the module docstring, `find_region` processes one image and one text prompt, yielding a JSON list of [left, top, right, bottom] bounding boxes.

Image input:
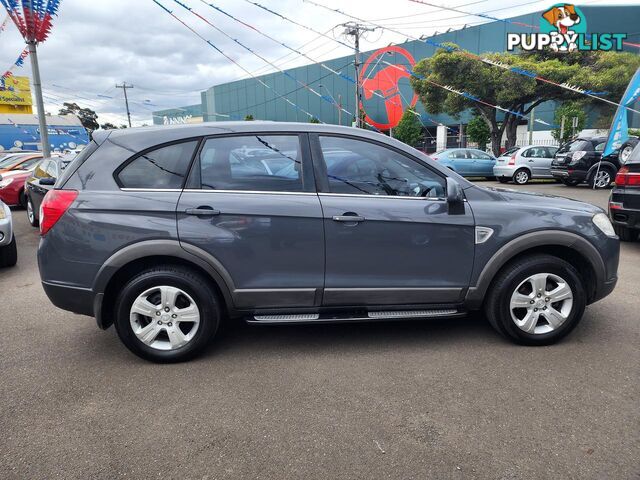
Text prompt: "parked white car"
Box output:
[[493, 145, 559, 184], [0, 200, 17, 267]]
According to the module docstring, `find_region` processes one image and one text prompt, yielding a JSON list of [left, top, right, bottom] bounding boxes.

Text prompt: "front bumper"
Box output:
[[0, 204, 13, 247]]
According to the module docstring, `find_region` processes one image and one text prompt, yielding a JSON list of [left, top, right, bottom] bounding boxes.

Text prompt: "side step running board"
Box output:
[[248, 309, 461, 325]]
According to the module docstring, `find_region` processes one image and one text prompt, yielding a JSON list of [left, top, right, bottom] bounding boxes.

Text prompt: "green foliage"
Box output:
[[628, 128, 640, 137], [410, 45, 640, 154], [309, 117, 321, 123], [393, 109, 423, 146], [552, 101, 587, 143], [244, 114, 254, 121], [100, 122, 117, 130], [466, 115, 490, 148], [59, 102, 99, 133]]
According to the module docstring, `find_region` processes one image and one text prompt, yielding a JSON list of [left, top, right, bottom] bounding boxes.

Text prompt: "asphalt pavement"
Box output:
[[0, 181, 638, 479]]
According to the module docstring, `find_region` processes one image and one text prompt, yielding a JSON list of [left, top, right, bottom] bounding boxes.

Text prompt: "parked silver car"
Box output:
[[494, 145, 559, 184], [0, 200, 17, 267]]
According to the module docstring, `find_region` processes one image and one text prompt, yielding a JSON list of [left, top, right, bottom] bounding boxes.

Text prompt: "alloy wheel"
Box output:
[[593, 170, 611, 188], [514, 171, 529, 184], [620, 146, 633, 164], [27, 199, 34, 224], [509, 273, 573, 334], [129, 285, 201, 350]]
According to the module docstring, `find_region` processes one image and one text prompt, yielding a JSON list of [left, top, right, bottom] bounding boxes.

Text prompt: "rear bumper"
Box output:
[[41, 281, 95, 317], [550, 168, 587, 181], [609, 206, 640, 230], [493, 165, 518, 177]]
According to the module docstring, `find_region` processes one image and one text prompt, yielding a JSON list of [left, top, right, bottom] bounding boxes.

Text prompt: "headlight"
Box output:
[[569, 151, 587, 164], [592, 213, 616, 237], [0, 177, 14, 188]]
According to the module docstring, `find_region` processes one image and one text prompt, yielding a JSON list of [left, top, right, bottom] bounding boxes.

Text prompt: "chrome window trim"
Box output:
[[318, 192, 447, 202], [183, 189, 316, 196], [120, 188, 184, 192]]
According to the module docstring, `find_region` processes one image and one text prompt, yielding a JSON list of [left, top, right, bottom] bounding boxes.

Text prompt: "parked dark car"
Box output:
[[609, 142, 640, 241], [0, 200, 17, 268], [24, 154, 73, 227], [37, 123, 619, 362], [551, 136, 639, 188]]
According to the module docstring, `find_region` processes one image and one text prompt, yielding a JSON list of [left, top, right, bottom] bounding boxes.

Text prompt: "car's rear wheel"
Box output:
[[114, 266, 220, 362], [589, 167, 614, 189], [512, 168, 530, 185], [0, 235, 17, 268], [614, 225, 637, 242], [26, 196, 38, 227], [485, 254, 586, 345]]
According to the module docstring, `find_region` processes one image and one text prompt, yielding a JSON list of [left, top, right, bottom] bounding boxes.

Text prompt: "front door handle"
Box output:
[[185, 206, 220, 216], [333, 213, 365, 223]]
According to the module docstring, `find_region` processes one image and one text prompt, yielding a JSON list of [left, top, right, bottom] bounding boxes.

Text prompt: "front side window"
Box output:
[[196, 135, 303, 192], [319, 136, 445, 198], [117, 141, 198, 189]]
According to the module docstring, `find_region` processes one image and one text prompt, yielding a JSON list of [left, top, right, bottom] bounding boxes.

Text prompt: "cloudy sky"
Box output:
[[0, 0, 635, 126]]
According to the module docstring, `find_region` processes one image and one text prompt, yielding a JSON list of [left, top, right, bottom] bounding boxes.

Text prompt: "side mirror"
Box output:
[[39, 177, 56, 186], [446, 177, 465, 214]]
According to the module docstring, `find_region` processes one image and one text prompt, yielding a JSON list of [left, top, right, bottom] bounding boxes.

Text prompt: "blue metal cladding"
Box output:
[[0, 123, 89, 152], [180, 5, 640, 130]]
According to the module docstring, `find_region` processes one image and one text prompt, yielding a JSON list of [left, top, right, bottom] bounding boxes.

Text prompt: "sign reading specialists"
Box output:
[[507, 4, 627, 53]]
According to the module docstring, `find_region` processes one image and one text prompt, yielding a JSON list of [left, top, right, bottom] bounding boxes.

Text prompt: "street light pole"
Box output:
[[27, 41, 50, 159]]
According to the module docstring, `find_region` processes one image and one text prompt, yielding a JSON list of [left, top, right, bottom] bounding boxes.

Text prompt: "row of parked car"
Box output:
[[432, 136, 639, 188]]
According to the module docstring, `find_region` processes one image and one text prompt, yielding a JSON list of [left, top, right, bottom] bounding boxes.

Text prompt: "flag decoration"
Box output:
[[0, 0, 61, 43], [0, 47, 29, 83], [603, 68, 640, 157]]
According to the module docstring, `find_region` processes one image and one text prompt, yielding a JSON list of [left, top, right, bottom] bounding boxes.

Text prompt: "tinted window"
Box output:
[[501, 147, 520, 156], [319, 136, 445, 198], [117, 141, 197, 189], [473, 151, 493, 160], [450, 150, 467, 159], [34, 160, 50, 179], [545, 147, 558, 157], [557, 140, 593, 153], [595, 142, 605, 152], [197, 135, 303, 192]]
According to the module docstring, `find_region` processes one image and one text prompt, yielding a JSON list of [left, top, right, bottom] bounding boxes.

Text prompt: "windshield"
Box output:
[[0, 154, 27, 169], [500, 147, 520, 156], [557, 140, 593, 154]]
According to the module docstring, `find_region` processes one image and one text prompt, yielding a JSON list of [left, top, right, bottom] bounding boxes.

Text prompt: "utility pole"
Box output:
[[116, 82, 134, 127], [341, 22, 376, 128]]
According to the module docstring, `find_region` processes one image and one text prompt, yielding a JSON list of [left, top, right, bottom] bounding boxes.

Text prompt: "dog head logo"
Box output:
[[359, 46, 418, 131], [542, 4, 581, 35]]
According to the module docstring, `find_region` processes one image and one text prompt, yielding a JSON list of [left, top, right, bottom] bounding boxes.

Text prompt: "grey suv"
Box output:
[[38, 123, 620, 362]]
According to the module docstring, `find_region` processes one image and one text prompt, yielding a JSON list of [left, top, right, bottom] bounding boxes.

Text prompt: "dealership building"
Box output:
[[153, 5, 640, 151]]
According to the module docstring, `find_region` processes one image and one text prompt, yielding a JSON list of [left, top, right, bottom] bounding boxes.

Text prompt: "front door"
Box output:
[[177, 133, 324, 309], [312, 134, 476, 307]]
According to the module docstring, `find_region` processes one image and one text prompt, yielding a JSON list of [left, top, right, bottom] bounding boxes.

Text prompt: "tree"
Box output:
[[100, 122, 117, 130], [411, 45, 640, 155], [552, 101, 587, 143], [58, 102, 99, 133], [393, 109, 423, 146], [309, 117, 321, 123], [244, 114, 254, 121], [466, 115, 490, 150]]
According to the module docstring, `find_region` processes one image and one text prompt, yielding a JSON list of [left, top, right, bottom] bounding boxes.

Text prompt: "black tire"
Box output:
[[26, 195, 38, 227], [614, 225, 637, 242], [588, 166, 615, 189], [0, 235, 17, 268], [497, 177, 509, 184], [114, 266, 221, 362], [512, 168, 530, 185], [18, 189, 27, 208], [561, 178, 580, 187], [484, 254, 586, 346], [485, 176, 496, 181]]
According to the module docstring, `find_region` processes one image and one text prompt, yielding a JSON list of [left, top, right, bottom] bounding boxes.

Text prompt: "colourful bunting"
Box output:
[[0, 0, 61, 43]]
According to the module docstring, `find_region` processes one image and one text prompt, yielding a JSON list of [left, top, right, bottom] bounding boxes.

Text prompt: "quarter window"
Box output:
[[117, 141, 198, 189], [195, 135, 303, 192], [318, 136, 446, 198]]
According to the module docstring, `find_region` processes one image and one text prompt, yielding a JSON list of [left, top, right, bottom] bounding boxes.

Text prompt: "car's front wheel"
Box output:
[[0, 235, 17, 268], [485, 254, 586, 345], [114, 266, 221, 362], [26, 196, 38, 227]]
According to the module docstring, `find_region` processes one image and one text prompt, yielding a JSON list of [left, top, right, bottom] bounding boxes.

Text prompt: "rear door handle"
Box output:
[[185, 206, 220, 216], [333, 214, 365, 223]]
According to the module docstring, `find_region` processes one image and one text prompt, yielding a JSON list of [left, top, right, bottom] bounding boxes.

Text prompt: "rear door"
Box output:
[[450, 149, 474, 175], [312, 134, 475, 307], [177, 133, 324, 309], [470, 150, 495, 176]]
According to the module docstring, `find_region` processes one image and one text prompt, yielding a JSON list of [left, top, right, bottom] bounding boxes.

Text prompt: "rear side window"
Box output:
[[194, 135, 303, 192], [117, 141, 198, 189]]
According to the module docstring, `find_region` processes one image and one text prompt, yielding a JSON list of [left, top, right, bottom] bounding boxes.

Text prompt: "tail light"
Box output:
[[615, 166, 640, 186], [508, 153, 516, 165], [40, 189, 78, 236]]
